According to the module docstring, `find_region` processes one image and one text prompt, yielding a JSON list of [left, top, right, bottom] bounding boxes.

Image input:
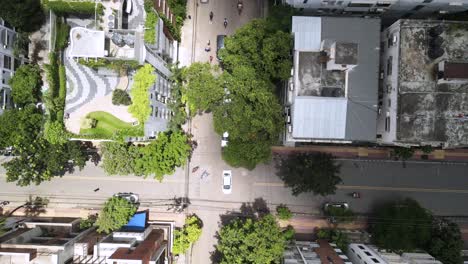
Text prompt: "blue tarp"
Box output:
[[123, 211, 147, 231]]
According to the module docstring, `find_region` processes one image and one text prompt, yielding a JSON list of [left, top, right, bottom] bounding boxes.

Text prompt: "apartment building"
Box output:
[[283, 0, 468, 25], [285, 16, 380, 145], [376, 19, 468, 147], [348, 244, 443, 264], [0, 18, 27, 114], [284, 240, 352, 264]]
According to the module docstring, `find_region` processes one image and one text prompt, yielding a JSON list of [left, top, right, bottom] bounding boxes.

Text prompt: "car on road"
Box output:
[[216, 35, 226, 60], [114, 192, 139, 204], [222, 170, 232, 194], [200, 0, 208, 3], [221, 131, 229, 147], [323, 202, 349, 211]]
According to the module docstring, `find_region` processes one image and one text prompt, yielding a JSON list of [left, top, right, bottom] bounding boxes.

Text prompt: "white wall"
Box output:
[[348, 244, 388, 264]]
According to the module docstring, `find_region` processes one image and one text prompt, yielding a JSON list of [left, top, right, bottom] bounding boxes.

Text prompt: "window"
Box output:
[[412, 5, 424, 11], [348, 2, 373, 7], [3, 55, 11, 70], [388, 99, 391, 107], [387, 56, 393, 76], [358, 255, 362, 260], [386, 84, 392, 94], [358, 245, 365, 250], [385, 117, 391, 131], [303, 0, 308, 3], [376, 2, 391, 7], [423, 0, 433, 3], [364, 251, 372, 256], [372, 258, 380, 263], [351, 248, 356, 253], [336, 0, 343, 5]]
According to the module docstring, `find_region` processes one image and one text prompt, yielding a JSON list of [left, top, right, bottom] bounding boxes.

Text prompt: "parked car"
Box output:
[[222, 170, 232, 194], [221, 131, 229, 147], [114, 192, 139, 204], [323, 202, 349, 211], [216, 35, 226, 60]]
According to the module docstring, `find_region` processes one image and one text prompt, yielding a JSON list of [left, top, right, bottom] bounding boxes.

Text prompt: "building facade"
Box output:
[[284, 240, 352, 264], [348, 244, 443, 264], [377, 19, 468, 147], [0, 18, 27, 115], [285, 16, 380, 145]]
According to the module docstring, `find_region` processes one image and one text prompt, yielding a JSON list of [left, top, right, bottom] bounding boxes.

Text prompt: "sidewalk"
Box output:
[[272, 145, 468, 162]]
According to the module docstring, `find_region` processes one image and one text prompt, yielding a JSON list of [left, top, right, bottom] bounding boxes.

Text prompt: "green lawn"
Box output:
[[80, 111, 136, 138]]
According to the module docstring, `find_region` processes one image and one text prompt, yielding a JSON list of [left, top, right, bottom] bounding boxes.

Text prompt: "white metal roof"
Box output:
[[292, 97, 347, 139], [69, 27, 105, 58], [292, 16, 321, 51]]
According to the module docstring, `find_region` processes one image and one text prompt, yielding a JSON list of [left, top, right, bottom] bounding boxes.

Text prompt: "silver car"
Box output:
[[114, 192, 139, 204], [222, 170, 232, 194]]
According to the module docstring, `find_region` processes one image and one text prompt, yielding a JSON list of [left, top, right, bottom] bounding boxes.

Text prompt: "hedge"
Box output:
[[144, 10, 158, 44], [44, 0, 104, 15], [55, 20, 70, 51], [112, 89, 132, 106], [78, 58, 140, 73]]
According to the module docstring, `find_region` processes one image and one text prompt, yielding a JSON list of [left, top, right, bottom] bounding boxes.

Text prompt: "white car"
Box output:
[[114, 192, 139, 204], [221, 132, 229, 147], [222, 170, 232, 194]]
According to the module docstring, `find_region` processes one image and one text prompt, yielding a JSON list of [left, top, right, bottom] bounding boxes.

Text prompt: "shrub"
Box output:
[[81, 118, 97, 129], [59, 65, 67, 99], [282, 225, 295, 241], [276, 204, 292, 220], [391, 147, 415, 161], [144, 9, 158, 44], [128, 64, 156, 124], [44, 121, 69, 145], [172, 215, 203, 255], [44, 0, 104, 15], [112, 90, 132, 106], [55, 20, 70, 51], [324, 206, 356, 223], [80, 215, 97, 230], [421, 145, 433, 154]]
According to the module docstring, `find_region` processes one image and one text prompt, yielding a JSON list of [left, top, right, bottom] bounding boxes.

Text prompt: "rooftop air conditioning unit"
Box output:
[[392, 35, 397, 44], [288, 125, 293, 133]]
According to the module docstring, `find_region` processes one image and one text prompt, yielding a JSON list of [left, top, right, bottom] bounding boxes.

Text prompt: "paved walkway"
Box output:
[[272, 145, 468, 162]]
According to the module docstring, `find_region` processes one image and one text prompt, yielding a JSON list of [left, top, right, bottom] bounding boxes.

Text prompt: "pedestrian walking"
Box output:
[[94, 188, 100, 192], [209, 11, 213, 24], [209, 55, 213, 63]]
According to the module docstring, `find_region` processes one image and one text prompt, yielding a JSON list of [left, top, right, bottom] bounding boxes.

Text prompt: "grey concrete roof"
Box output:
[[291, 16, 380, 141]]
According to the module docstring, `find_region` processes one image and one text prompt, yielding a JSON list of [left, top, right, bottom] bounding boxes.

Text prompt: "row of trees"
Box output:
[[100, 131, 192, 181], [371, 198, 463, 264]]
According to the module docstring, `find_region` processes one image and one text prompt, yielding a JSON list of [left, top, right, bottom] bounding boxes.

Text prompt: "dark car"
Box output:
[[216, 35, 226, 60]]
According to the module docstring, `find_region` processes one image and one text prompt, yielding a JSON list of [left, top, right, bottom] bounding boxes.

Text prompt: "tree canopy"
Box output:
[[95, 197, 137, 233], [180, 62, 224, 115], [371, 198, 432, 252], [100, 142, 139, 175], [218, 19, 292, 81], [0, 105, 43, 149], [9, 64, 42, 106], [215, 214, 286, 264], [427, 218, 463, 264], [213, 66, 283, 169], [173, 215, 203, 255], [276, 152, 342, 196], [0, 0, 45, 32], [4, 139, 86, 186], [128, 64, 156, 124]]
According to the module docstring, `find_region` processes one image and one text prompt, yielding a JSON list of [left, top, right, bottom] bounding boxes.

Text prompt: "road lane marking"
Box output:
[[253, 182, 468, 193]]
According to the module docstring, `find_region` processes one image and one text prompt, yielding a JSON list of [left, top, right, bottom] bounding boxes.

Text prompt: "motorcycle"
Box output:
[[223, 18, 228, 28], [351, 192, 361, 198], [192, 166, 200, 173]]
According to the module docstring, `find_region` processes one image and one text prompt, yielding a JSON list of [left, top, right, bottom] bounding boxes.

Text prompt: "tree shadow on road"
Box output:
[[210, 197, 272, 263]]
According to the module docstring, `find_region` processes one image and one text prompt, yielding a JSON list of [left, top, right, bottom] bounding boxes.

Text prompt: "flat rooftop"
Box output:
[[69, 27, 105, 58], [396, 20, 468, 146], [291, 16, 380, 141]]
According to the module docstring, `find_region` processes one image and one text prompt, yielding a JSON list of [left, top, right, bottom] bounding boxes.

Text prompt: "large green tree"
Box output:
[[0, 106, 43, 149], [180, 62, 224, 115], [213, 66, 283, 169], [276, 152, 342, 196], [128, 64, 156, 124], [100, 142, 139, 175], [0, 0, 45, 32], [218, 19, 292, 81], [4, 139, 86, 186], [215, 214, 285, 264], [95, 197, 137, 233], [427, 218, 463, 264], [173, 215, 203, 255], [371, 198, 432, 252], [134, 131, 191, 181], [9, 64, 42, 106]]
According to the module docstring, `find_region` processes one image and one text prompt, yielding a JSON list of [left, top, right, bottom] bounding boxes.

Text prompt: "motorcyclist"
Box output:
[[223, 18, 228, 28]]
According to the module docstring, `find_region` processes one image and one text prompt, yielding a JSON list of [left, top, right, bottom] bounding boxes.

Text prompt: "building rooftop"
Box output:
[[396, 19, 468, 146], [291, 16, 380, 141], [69, 27, 106, 58]]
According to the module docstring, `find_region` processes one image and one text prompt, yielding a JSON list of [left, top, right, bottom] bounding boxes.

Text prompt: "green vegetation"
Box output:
[[276, 152, 342, 196], [100, 131, 191, 180], [80, 215, 97, 230], [371, 198, 432, 252], [215, 214, 286, 264], [112, 90, 132, 106], [44, 52, 66, 122], [4, 139, 86, 186], [95, 196, 137, 233], [43, 0, 104, 15], [129, 64, 156, 124], [0, 217, 7, 236], [172, 215, 203, 255], [167, 66, 188, 131], [276, 204, 292, 220], [9, 64, 42, 107], [78, 58, 140, 74], [144, 4, 158, 44], [44, 121, 69, 145], [421, 145, 433, 154], [316, 228, 350, 253], [0, 0, 45, 32], [13, 32, 30, 57], [428, 218, 463, 264], [324, 206, 356, 223], [0, 106, 43, 149], [391, 147, 415, 161], [282, 225, 295, 241], [55, 20, 70, 51], [167, 0, 187, 41], [181, 62, 223, 115], [79, 111, 141, 139]]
